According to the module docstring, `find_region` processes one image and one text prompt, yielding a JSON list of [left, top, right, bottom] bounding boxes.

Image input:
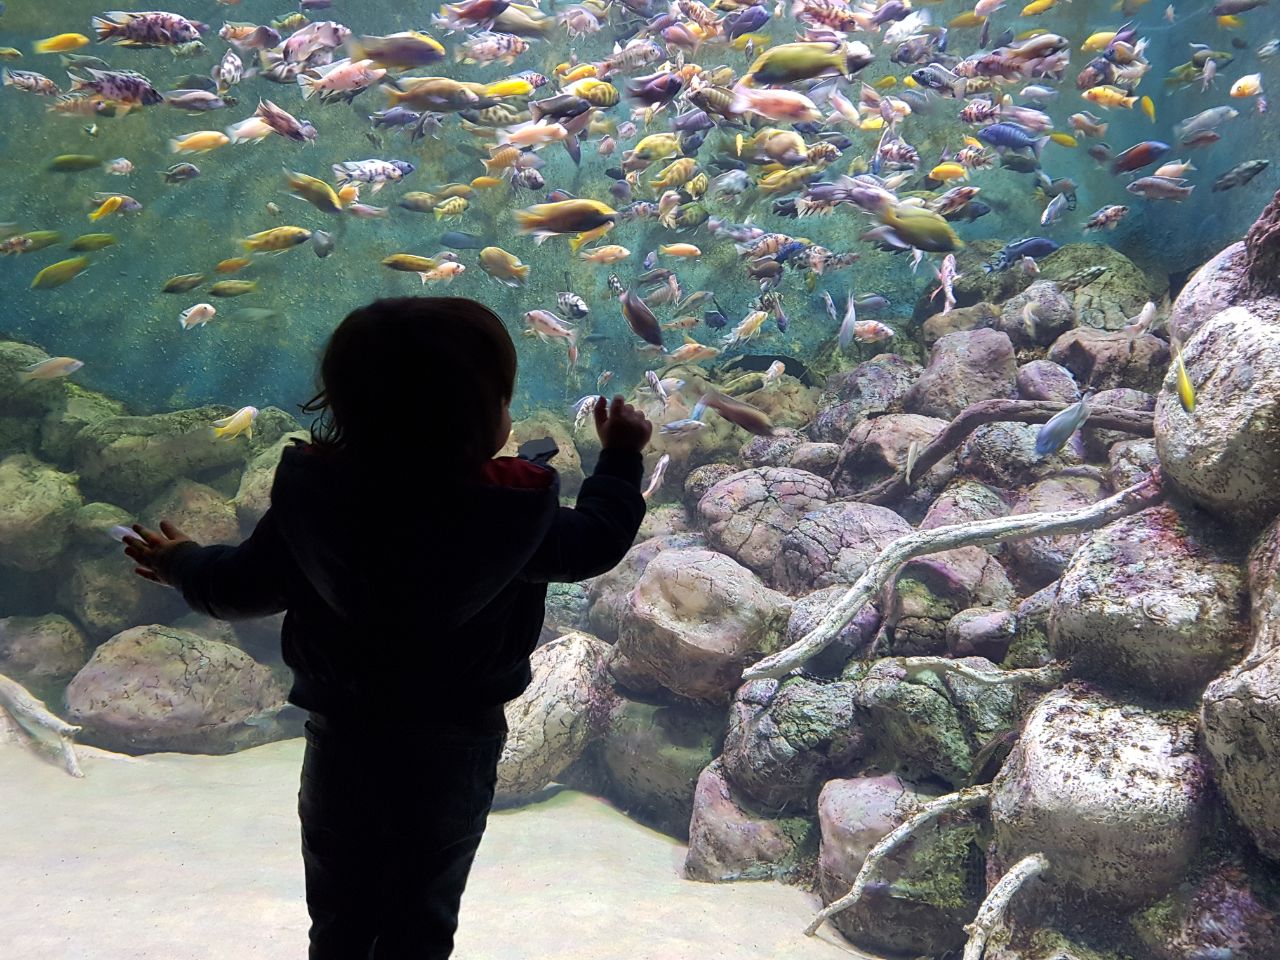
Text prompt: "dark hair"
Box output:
[[301, 297, 517, 471]]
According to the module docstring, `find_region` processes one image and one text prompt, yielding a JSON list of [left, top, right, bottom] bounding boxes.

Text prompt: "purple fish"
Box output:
[[977, 122, 1049, 157]]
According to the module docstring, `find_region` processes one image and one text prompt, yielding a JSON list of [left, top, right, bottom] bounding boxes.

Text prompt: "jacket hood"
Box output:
[[268, 441, 560, 631]]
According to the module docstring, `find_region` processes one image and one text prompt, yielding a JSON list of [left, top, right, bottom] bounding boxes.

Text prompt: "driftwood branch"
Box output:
[[861, 399, 1154, 505], [745, 473, 1164, 681], [805, 784, 993, 937], [0, 672, 84, 778], [962, 852, 1051, 960], [896, 656, 1071, 689]]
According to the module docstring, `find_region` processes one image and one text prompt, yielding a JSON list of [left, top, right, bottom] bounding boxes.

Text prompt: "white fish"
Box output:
[[1040, 192, 1069, 227], [180, 302, 216, 330], [18, 356, 84, 381], [642, 453, 670, 500], [838, 290, 857, 350], [211, 405, 258, 441]]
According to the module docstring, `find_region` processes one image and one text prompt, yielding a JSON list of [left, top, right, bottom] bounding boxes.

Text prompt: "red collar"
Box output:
[[479, 456, 555, 490]]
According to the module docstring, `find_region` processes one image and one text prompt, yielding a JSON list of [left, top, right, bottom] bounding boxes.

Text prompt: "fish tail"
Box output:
[[297, 73, 316, 99], [1032, 135, 1049, 158], [88, 204, 106, 222], [167, 137, 184, 153], [91, 16, 120, 42], [516, 264, 530, 282]]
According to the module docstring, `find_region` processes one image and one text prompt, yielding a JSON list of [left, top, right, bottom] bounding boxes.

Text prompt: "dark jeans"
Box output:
[[298, 713, 506, 960]]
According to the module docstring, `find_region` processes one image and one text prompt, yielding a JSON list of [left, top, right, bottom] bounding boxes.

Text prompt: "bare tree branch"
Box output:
[[0, 673, 84, 777], [963, 853, 1051, 960]]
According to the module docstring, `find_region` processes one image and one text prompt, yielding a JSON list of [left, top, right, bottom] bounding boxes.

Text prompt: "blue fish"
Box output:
[[1035, 394, 1092, 458], [978, 123, 1049, 157], [985, 237, 1061, 272], [439, 231, 486, 250], [725, 4, 768, 39]]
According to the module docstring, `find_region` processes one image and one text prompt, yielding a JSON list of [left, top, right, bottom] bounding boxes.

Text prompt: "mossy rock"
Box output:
[[0, 454, 83, 571], [38, 383, 126, 467]]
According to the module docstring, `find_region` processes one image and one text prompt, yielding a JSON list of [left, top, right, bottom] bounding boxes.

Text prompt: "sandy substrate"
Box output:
[[0, 738, 870, 960]]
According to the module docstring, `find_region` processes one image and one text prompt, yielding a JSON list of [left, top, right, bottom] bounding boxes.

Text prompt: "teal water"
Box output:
[[0, 0, 1276, 417]]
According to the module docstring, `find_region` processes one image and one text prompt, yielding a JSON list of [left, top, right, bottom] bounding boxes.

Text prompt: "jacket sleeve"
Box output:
[[521, 448, 647, 584], [157, 509, 290, 621]]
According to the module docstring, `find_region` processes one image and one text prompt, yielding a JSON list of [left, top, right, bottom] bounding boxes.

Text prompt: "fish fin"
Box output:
[[167, 137, 184, 153], [90, 16, 118, 42], [1032, 135, 1049, 158]]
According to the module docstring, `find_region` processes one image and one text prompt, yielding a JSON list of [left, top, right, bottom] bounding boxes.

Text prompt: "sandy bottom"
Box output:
[[1, 738, 869, 960]]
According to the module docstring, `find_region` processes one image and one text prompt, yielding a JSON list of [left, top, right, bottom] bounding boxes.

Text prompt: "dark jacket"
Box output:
[[158, 440, 646, 725]]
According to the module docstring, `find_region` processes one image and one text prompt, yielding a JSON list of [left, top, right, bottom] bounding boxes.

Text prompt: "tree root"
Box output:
[[805, 784, 993, 937], [858, 399, 1154, 505], [962, 853, 1051, 960], [744, 473, 1164, 682], [0, 672, 84, 778], [895, 656, 1071, 689]]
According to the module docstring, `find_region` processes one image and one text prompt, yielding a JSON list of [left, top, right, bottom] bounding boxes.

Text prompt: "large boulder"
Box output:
[[1002, 473, 1109, 591], [681, 462, 737, 509], [141, 480, 239, 547], [773, 501, 912, 594], [888, 547, 1016, 657], [598, 695, 723, 839], [1014, 359, 1080, 403], [585, 533, 704, 642], [1108, 438, 1160, 489], [921, 300, 999, 346], [737, 430, 805, 469], [920, 479, 1011, 534], [999, 281, 1075, 348], [832, 413, 950, 499], [784, 585, 881, 677], [786, 441, 840, 477], [63, 624, 287, 754], [904, 328, 1017, 420], [1132, 858, 1280, 960], [946, 607, 1016, 662], [38, 384, 126, 467], [956, 422, 1083, 490], [695, 467, 832, 576], [58, 551, 183, 641], [1047, 328, 1169, 393], [1249, 515, 1280, 659], [540, 582, 590, 644], [719, 676, 864, 813], [1081, 387, 1154, 459], [0, 613, 87, 696], [0, 454, 83, 571], [612, 548, 792, 704], [1050, 504, 1247, 699], [72, 406, 299, 507], [1201, 648, 1280, 861], [496, 632, 613, 802], [1168, 240, 1257, 344], [990, 685, 1211, 907], [809, 354, 920, 444], [500, 411, 584, 495], [1155, 306, 1280, 527], [233, 432, 307, 530], [683, 759, 813, 882], [816, 774, 978, 957]]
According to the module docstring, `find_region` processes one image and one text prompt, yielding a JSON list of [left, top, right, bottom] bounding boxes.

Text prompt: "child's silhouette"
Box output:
[[123, 297, 651, 959]]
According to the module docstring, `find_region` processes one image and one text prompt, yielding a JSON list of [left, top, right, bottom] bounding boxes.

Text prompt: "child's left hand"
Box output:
[[123, 521, 195, 586]]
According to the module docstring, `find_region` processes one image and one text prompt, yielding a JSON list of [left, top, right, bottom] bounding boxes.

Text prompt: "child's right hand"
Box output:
[[595, 395, 652, 452]]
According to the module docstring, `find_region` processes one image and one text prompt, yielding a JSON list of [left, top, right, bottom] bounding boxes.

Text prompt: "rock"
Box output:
[[500, 411, 584, 496], [1051, 504, 1247, 698], [170, 612, 240, 647], [1132, 859, 1280, 960], [816, 774, 977, 957], [634, 502, 691, 541], [946, 607, 1016, 661], [0, 614, 87, 695], [70, 501, 133, 547], [832, 413, 950, 499], [539, 582, 589, 645], [648, 398, 746, 480], [888, 547, 1015, 657], [785, 586, 880, 677], [234, 432, 307, 530], [63, 624, 287, 754], [58, 552, 183, 641], [696, 467, 832, 576], [38, 384, 126, 467], [0, 340, 71, 415], [683, 759, 813, 882], [496, 633, 613, 802], [1155, 306, 1280, 527], [1058, 247, 1162, 332], [809, 354, 920, 444], [1002, 473, 1109, 591], [0, 454, 83, 572], [956, 422, 1083, 490], [904, 328, 1018, 420], [983, 929, 1134, 960], [1004, 584, 1057, 668], [1249, 516, 1280, 659], [941, 239, 1031, 311], [1201, 648, 1280, 861], [785, 441, 839, 477], [856, 656, 1018, 787], [1000, 281, 1075, 347], [141, 480, 239, 546], [773, 501, 912, 594], [1015, 359, 1080, 403], [599, 695, 724, 839], [585, 533, 704, 642], [681, 462, 737, 510], [734, 380, 819, 430], [1047, 328, 1169, 393], [921, 301, 999, 347], [920, 479, 1011, 533], [1108, 438, 1159, 490], [720, 676, 864, 813], [990, 685, 1211, 907], [1081, 387, 1154, 459], [612, 548, 792, 705], [1171, 241, 1254, 344], [737, 430, 805, 468]]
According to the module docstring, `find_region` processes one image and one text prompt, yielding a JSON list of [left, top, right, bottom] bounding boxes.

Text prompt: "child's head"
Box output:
[[303, 297, 517, 471]]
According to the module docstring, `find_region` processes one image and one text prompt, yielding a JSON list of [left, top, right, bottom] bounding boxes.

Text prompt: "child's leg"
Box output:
[[297, 716, 505, 960]]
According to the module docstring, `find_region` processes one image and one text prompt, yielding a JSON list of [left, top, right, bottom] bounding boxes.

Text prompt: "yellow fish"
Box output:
[[948, 12, 987, 26], [211, 406, 258, 441], [859, 116, 886, 130], [929, 162, 968, 182], [1173, 346, 1195, 413], [88, 195, 122, 221], [873, 76, 898, 90], [484, 78, 533, 98], [1083, 85, 1138, 109], [1140, 95, 1155, 122], [470, 175, 504, 189], [1216, 14, 1243, 27], [558, 63, 598, 83], [208, 280, 259, 297], [241, 226, 312, 252], [34, 33, 90, 54], [284, 169, 342, 214], [1049, 131, 1078, 147], [0, 47, 22, 60], [434, 196, 469, 220], [1021, 0, 1055, 14], [169, 131, 230, 154], [1081, 30, 1119, 52], [31, 256, 90, 289], [69, 233, 116, 251], [216, 257, 252, 274]]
